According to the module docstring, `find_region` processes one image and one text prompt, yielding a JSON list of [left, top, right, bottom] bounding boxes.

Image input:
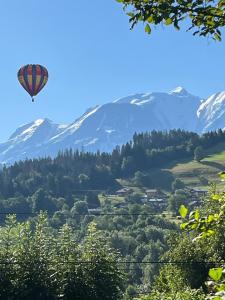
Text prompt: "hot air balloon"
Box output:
[[17, 64, 48, 102]]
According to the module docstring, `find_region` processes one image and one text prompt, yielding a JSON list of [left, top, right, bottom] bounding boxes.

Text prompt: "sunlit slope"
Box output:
[[167, 142, 225, 187]]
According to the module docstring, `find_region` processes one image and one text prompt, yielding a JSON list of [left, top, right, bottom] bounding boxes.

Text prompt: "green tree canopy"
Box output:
[[117, 0, 225, 40], [194, 146, 204, 162]]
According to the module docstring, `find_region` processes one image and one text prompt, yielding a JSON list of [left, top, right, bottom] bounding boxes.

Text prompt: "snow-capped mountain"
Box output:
[[197, 91, 225, 132], [0, 119, 67, 163], [1, 87, 225, 164]]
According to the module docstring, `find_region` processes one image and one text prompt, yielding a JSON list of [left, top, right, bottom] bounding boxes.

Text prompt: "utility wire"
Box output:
[[0, 212, 171, 216], [0, 260, 218, 265]]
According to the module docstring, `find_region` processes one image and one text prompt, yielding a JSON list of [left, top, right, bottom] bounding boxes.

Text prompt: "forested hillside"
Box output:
[[0, 129, 225, 298]]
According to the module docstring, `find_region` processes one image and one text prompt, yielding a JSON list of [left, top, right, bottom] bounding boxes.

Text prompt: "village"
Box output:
[[88, 186, 208, 215]]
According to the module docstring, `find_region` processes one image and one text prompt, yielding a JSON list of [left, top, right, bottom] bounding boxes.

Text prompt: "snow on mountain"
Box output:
[[0, 118, 67, 163], [197, 92, 225, 132], [169, 86, 190, 96], [1, 87, 225, 164]]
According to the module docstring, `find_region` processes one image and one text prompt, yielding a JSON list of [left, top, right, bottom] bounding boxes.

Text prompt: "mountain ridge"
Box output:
[[1, 87, 225, 164]]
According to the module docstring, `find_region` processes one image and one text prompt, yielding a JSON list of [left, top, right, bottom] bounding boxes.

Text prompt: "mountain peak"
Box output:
[[169, 86, 189, 96], [34, 118, 54, 125]]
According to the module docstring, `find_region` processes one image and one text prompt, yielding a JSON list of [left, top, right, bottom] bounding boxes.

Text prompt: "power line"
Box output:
[[0, 212, 170, 216], [0, 260, 218, 265]]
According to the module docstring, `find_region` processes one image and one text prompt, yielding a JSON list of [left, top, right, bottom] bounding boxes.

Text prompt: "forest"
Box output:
[[0, 129, 225, 298]]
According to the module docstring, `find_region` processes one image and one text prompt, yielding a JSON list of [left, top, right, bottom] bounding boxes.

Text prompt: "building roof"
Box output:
[[148, 198, 165, 202], [192, 188, 208, 192], [116, 188, 132, 193]]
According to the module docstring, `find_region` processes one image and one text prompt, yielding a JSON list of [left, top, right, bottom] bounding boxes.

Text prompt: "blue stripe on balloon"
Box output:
[[23, 65, 31, 96], [32, 65, 36, 96]]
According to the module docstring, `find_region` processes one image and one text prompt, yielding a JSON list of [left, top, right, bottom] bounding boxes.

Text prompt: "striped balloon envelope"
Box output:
[[17, 64, 48, 102]]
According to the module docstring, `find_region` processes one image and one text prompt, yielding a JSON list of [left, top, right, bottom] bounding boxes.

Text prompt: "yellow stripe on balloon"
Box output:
[[34, 75, 41, 95], [28, 75, 32, 89], [18, 76, 28, 91]]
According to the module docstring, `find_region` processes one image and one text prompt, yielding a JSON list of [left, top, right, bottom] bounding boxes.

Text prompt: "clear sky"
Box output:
[[0, 0, 225, 141]]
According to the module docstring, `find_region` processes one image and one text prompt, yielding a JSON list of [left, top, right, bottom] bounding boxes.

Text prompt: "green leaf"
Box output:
[[217, 283, 225, 291], [219, 172, 225, 179], [206, 229, 215, 236], [165, 18, 173, 25], [218, 0, 225, 8], [147, 16, 154, 23], [179, 205, 188, 218], [208, 215, 215, 222], [194, 210, 200, 221], [209, 268, 223, 281], [214, 32, 222, 41], [180, 222, 188, 230], [212, 194, 221, 200], [145, 24, 151, 34]]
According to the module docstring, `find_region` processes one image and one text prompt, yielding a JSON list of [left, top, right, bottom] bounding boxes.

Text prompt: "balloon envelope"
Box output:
[[17, 64, 48, 100]]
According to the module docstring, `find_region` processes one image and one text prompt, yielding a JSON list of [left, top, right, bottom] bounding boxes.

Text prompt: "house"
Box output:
[[145, 189, 168, 199], [145, 189, 159, 198], [148, 198, 167, 209], [116, 188, 133, 196], [187, 187, 208, 200]]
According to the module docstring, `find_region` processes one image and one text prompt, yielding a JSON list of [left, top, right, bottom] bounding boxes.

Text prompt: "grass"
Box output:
[[165, 143, 225, 188], [99, 194, 126, 206], [102, 142, 225, 199]]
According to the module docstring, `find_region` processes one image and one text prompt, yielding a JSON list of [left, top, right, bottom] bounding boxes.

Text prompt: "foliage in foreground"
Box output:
[[136, 175, 225, 299], [0, 213, 124, 300], [117, 0, 225, 40]]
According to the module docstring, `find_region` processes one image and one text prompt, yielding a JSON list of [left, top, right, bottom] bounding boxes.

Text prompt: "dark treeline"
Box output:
[[0, 129, 224, 201]]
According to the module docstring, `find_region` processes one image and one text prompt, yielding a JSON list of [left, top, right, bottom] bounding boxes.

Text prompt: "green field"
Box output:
[[165, 143, 225, 188]]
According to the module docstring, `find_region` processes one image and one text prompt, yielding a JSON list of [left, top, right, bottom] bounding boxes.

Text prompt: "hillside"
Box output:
[[165, 142, 225, 188], [0, 129, 224, 298], [117, 140, 225, 195]]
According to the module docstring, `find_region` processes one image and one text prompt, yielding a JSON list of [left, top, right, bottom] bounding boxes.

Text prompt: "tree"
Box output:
[[168, 190, 187, 214], [85, 192, 101, 209], [0, 214, 125, 299], [116, 0, 225, 40], [71, 200, 88, 216], [171, 178, 185, 191], [139, 182, 225, 299], [121, 156, 135, 176], [194, 146, 204, 162], [31, 188, 57, 213], [133, 171, 148, 186]]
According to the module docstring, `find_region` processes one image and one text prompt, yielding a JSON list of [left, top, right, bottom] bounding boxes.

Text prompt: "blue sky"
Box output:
[[0, 0, 225, 141]]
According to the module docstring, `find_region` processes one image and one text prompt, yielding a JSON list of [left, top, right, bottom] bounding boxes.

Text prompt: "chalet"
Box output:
[[116, 188, 133, 196], [148, 198, 167, 209], [145, 189, 159, 198], [145, 189, 168, 199], [187, 187, 208, 199], [148, 198, 165, 204]]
